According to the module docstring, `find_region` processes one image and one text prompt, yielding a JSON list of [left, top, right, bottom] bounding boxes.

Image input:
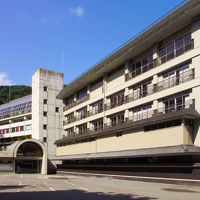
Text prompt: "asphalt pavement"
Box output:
[[0, 173, 200, 200]]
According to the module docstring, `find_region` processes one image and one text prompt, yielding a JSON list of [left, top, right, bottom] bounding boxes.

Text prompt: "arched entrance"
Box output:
[[14, 140, 45, 174]]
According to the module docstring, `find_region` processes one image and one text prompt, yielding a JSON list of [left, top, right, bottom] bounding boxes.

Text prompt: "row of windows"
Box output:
[[0, 124, 32, 135], [64, 62, 193, 125], [0, 101, 32, 119], [65, 92, 192, 136], [64, 29, 193, 111]]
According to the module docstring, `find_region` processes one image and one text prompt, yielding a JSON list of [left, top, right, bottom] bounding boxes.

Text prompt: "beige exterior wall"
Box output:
[[57, 141, 96, 156], [58, 10, 200, 158], [57, 125, 192, 156]]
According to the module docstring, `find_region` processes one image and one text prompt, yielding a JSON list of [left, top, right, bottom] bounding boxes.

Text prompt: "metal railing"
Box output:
[[61, 99, 195, 141], [156, 69, 194, 92], [159, 39, 194, 64], [0, 108, 32, 120], [64, 95, 89, 111], [125, 60, 157, 81], [125, 39, 194, 82]]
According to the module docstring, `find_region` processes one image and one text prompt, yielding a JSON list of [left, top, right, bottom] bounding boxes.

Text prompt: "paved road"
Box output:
[[0, 173, 200, 200]]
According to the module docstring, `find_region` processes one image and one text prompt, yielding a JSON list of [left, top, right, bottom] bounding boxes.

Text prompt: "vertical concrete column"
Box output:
[[103, 74, 107, 126], [124, 87, 129, 104], [125, 61, 129, 74], [74, 93, 77, 102], [153, 42, 160, 66], [87, 84, 90, 95], [152, 100, 158, 111], [192, 16, 200, 48], [152, 74, 158, 93], [124, 109, 129, 122]]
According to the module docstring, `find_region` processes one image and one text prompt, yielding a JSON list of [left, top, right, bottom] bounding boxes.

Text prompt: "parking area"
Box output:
[[0, 173, 200, 200]]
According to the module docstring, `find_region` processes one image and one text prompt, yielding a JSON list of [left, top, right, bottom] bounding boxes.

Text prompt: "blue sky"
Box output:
[[0, 0, 185, 86]]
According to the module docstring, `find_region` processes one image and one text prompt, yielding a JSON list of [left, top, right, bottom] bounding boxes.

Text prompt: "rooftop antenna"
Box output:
[[8, 85, 11, 102], [61, 50, 64, 73]]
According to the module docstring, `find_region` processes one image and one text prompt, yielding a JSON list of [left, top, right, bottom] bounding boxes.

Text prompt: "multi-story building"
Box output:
[[0, 69, 63, 174], [55, 1, 200, 175]]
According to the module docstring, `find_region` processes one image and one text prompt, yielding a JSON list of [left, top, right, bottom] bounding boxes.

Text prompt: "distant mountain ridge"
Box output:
[[0, 85, 32, 105]]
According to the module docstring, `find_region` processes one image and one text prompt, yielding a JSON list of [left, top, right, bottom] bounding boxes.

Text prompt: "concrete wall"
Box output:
[[32, 69, 64, 159], [57, 125, 191, 156]]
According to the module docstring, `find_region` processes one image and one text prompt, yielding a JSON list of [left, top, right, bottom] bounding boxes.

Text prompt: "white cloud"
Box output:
[[0, 72, 15, 86], [70, 6, 85, 17]]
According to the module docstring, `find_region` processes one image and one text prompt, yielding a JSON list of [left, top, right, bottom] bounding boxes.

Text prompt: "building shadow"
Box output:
[[0, 189, 157, 200]]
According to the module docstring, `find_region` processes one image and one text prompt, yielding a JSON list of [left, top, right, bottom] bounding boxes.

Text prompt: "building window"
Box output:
[[64, 95, 74, 108], [77, 123, 87, 134], [77, 88, 88, 100], [43, 99, 47, 104], [109, 113, 125, 127], [129, 79, 153, 101], [43, 137, 47, 142], [163, 94, 189, 113], [43, 124, 47, 130], [90, 100, 103, 115], [159, 63, 191, 91], [43, 111, 47, 116], [55, 107, 59, 113], [127, 52, 154, 80], [131, 105, 153, 122], [109, 91, 125, 109], [77, 107, 87, 120], [44, 86, 48, 91], [91, 118, 103, 131], [67, 128, 74, 137], [158, 32, 192, 64], [66, 113, 74, 124]]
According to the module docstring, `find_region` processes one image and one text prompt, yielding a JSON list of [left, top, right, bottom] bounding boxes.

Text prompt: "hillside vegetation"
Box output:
[[0, 85, 31, 105]]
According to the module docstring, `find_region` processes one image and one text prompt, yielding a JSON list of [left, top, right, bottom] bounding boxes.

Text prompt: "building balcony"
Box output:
[[0, 109, 32, 121], [156, 69, 194, 92], [63, 69, 194, 126], [63, 95, 89, 111], [125, 60, 157, 81], [158, 39, 194, 64], [125, 39, 194, 82], [56, 99, 199, 145]]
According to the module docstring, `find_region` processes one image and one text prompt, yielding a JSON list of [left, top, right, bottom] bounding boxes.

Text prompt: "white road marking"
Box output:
[[49, 187, 56, 191], [20, 175, 23, 178], [59, 171, 200, 183], [18, 181, 22, 193], [64, 180, 89, 191], [78, 186, 89, 191]]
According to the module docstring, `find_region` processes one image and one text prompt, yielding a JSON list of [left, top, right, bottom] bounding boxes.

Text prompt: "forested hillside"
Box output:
[[0, 85, 31, 105]]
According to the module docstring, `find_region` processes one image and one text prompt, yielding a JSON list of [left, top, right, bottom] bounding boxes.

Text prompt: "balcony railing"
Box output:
[[125, 60, 157, 81], [125, 39, 194, 82], [126, 69, 194, 107], [56, 99, 197, 144], [156, 69, 194, 92], [88, 107, 103, 117], [64, 69, 194, 125], [127, 85, 155, 103], [159, 39, 194, 64], [64, 95, 89, 111], [106, 98, 126, 110], [0, 108, 32, 120]]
